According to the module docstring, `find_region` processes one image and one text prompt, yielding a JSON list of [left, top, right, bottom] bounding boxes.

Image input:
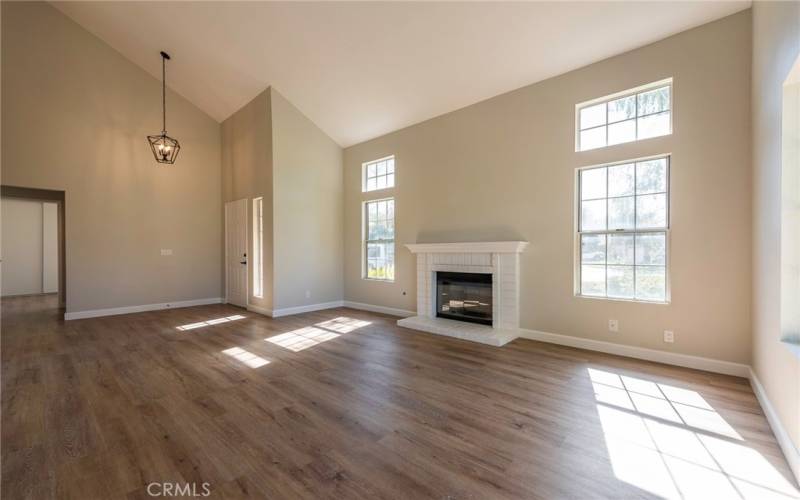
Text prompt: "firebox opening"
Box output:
[[436, 271, 493, 326]]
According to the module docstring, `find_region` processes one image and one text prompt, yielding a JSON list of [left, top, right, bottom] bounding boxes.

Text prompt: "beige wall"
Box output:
[[221, 87, 343, 313], [221, 89, 274, 311], [752, 0, 800, 465], [1, 1, 222, 313], [271, 88, 344, 310], [344, 11, 752, 363]]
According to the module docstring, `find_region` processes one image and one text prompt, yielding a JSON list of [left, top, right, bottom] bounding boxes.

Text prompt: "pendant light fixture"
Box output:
[[147, 51, 180, 164]]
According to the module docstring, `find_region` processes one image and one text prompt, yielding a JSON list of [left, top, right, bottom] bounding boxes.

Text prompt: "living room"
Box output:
[[2, 1, 798, 498]]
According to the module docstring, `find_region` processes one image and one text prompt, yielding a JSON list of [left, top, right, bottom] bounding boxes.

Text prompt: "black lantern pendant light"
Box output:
[[147, 51, 180, 164]]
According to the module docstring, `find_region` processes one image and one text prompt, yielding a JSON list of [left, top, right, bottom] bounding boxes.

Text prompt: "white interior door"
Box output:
[[225, 199, 248, 307]]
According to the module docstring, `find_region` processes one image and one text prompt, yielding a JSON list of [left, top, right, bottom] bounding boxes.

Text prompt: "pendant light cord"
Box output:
[[161, 53, 166, 134]]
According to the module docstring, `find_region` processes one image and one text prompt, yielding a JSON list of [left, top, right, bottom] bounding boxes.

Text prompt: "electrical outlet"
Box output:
[[608, 319, 619, 332], [160, 249, 173, 256], [305, 290, 311, 299], [664, 330, 674, 343]]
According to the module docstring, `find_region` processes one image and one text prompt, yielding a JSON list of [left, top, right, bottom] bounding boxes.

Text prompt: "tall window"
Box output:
[[364, 198, 395, 281], [363, 156, 395, 192], [577, 79, 672, 151], [577, 156, 669, 302], [252, 197, 263, 298]]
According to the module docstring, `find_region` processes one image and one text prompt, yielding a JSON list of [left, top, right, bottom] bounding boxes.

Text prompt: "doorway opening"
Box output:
[[1, 185, 66, 309]]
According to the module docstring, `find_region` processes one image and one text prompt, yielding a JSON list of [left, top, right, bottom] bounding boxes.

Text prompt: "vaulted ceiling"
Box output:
[[54, 1, 749, 147]]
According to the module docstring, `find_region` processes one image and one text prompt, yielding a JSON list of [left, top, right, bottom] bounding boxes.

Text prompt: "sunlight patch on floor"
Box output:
[[266, 326, 340, 352], [315, 317, 372, 334], [589, 368, 799, 500], [265, 317, 371, 352], [176, 314, 246, 331], [222, 346, 270, 368]]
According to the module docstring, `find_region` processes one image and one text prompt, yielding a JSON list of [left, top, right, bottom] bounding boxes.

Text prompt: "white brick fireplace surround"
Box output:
[[397, 241, 529, 346]]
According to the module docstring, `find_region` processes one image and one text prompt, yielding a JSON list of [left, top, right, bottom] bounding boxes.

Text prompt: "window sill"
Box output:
[[363, 277, 395, 284], [575, 294, 670, 305], [781, 334, 800, 360]]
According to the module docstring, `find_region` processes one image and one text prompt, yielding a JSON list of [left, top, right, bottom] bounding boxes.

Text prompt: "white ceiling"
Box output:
[[53, 1, 749, 147]]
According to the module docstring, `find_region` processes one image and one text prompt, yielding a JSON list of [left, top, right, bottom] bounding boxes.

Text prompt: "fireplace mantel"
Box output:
[[397, 240, 529, 346], [405, 241, 529, 254]]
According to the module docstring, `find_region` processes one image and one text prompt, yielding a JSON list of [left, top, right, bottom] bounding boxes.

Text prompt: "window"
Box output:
[[363, 156, 395, 192], [577, 156, 669, 302], [252, 197, 263, 298], [577, 80, 672, 151], [364, 198, 395, 281]]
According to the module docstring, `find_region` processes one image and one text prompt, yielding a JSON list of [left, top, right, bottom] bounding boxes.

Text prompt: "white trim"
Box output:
[[270, 301, 345, 318], [749, 368, 800, 484], [575, 155, 672, 304], [250, 300, 415, 319], [343, 300, 415, 318], [517, 328, 750, 378], [362, 155, 396, 193], [252, 197, 264, 299], [363, 197, 396, 282], [576, 77, 674, 110], [246, 303, 273, 317], [575, 77, 673, 152], [405, 241, 529, 254], [64, 297, 223, 320]]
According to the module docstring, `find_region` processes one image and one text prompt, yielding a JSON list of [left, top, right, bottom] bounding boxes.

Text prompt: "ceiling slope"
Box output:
[[53, 1, 749, 147]]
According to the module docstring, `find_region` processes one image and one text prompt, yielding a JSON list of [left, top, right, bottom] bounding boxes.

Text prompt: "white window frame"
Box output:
[[363, 197, 395, 282], [575, 78, 673, 152], [574, 154, 671, 304], [252, 197, 264, 298], [362, 155, 396, 193]]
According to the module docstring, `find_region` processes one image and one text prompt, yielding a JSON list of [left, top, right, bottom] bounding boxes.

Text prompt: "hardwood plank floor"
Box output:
[[2, 294, 798, 499]]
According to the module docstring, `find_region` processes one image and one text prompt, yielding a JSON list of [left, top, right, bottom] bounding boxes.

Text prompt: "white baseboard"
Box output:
[[270, 301, 345, 318], [64, 297, 223, 320], [245, 300, 415, 319], [518, 328, 750, 378], [246, 304, 273, 317], [343, 300, 415, 318], [749, 368, 800, 484]]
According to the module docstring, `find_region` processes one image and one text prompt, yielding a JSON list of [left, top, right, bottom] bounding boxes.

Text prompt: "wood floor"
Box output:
[[2, 295, 798, 499]]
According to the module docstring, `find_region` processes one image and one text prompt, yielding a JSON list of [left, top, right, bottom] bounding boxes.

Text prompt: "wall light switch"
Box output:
[[664, 330, 674, 343], [608, 319, 619, 332], [160, 249, 173, 256], [305, 290, 311, 298]]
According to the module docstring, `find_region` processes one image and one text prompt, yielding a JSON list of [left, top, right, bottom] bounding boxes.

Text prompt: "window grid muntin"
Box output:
[[577, 155, 670, 302], [577, 82, 672, 151], [363, 156, 396, 192], [364, 197, 395, 282]]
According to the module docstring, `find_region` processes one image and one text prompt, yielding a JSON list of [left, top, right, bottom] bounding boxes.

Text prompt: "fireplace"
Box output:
[[397, 241, 528, 346], [436, 272, 493, 326]]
